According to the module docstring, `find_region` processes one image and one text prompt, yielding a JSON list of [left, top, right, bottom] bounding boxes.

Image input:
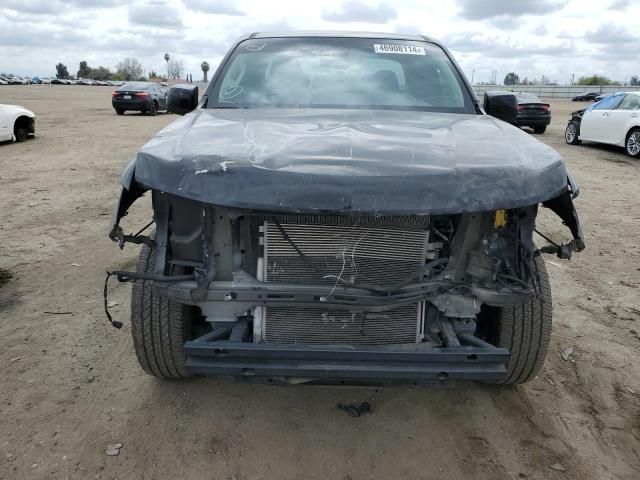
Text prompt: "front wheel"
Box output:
[[149, 101, 158, 116], [130, 244, 192, 378], [15, 127, 28, 142], [486, 257, 552, 384], [565, 121, 581, 145], [533, 125, 546, 134], [626, 128, 640, 158]]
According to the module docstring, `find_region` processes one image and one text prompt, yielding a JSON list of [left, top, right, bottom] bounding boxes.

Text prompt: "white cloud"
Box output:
[[0, 0, 638, 84], [183, 0, 245, 16], [322, 1, 397, 24], [609, 0, 632, 8], [128, 1, 183, 28], [456, 0, 564, 20]]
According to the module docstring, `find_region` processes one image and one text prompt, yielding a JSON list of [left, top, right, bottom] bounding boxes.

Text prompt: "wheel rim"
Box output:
[[565, 124, 576, 143], [17, 129, 26, 141], [627, 132, 640, 156]]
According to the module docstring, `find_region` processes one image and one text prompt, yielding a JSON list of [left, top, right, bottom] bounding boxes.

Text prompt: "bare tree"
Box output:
[[167, 58, 184, 79], [116, 57, 143, 81]]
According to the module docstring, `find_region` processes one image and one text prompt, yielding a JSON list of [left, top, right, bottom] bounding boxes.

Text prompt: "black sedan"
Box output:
[[572, 91, 600, 101], [111, 82, 168, 115], [512, 93, 551, 134]]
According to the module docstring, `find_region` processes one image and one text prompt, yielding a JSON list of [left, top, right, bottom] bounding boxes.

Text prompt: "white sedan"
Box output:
[[0, 104, 36, 142], [565, 91, 640, 158]]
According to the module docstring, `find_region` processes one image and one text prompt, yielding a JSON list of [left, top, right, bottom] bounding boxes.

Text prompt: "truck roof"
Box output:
[[249, 30, 436, 43]]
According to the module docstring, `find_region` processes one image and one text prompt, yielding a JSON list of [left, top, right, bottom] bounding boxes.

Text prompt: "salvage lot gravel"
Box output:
[[1, 85, 639, 480]]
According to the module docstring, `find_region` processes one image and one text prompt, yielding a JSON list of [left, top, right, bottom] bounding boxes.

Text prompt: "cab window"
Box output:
[[592, 94, 623, 110], [616, 94, 640, 110]]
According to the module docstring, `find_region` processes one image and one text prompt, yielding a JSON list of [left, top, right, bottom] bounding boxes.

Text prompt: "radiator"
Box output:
[[261, 216, 430, 345]]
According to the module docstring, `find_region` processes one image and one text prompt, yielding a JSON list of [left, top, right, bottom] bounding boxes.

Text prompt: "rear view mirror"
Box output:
[[168, 84, 199, 115], [483, 91, 518, 123]]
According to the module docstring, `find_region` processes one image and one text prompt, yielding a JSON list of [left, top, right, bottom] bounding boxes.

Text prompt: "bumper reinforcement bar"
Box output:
[[184, 334, 510, 383]]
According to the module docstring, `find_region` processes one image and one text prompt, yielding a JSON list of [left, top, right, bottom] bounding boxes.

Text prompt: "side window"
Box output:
[[592, 94, 623, 110], [617, 95, 640, 110]]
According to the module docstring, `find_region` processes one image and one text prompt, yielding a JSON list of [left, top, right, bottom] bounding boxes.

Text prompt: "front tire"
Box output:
[[626, 128, 640, 158], [131, 244, 192, 379], [565, 121, 581, 145], [533, 125, 546, 134], [487, 257, 552, 384], [115, 108, 125, 115], [149, 101, 158, 116], [15, 127, 28, 142]]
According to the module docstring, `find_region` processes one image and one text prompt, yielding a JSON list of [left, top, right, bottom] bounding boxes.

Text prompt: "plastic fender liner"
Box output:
[[542, 190, 585, 251], [108, 183, 147, 242]]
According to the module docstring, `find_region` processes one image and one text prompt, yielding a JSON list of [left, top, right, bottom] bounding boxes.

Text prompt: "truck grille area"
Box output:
[[261, 216, 429, 345], [264, 305, 420, 345]]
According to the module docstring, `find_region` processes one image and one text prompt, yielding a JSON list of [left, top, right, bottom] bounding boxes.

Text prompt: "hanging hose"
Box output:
[[103, 270, 196, 329]]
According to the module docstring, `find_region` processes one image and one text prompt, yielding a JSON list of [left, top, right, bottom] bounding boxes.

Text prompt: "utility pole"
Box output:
[[471, 69, 475, 85], [164, 53, 170, 80]]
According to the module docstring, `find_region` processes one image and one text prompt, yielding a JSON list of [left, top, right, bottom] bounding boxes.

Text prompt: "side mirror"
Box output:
[[168, 84, 199, 115], [483, 91, 518, 123]]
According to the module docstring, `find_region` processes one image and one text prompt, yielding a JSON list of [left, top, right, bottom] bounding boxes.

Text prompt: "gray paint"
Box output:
[[122, 107, 568, 215]]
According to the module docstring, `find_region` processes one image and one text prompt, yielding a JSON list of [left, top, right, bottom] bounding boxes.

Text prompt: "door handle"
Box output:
[[602, 112, 609, 117], [631, 113, 639, 118]]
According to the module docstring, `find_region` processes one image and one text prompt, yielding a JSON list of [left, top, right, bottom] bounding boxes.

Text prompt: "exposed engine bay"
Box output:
[[109, 189, 583, 354]]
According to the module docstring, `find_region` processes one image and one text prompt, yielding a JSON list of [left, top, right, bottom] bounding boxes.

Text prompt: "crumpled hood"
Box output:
[[123, 108, 568, 214]]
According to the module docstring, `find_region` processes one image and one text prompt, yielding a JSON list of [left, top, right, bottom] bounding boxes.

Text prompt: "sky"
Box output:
[[0, 0, 638, 85]]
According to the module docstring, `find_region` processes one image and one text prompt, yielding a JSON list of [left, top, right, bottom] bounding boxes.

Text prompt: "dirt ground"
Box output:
[[0, 85, 639, 480]]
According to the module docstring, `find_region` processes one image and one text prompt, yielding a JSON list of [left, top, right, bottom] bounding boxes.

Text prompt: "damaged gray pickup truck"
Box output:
[[108, 32, 584, 385]]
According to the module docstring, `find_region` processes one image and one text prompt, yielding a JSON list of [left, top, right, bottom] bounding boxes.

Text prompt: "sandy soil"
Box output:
[[0, 85, 639, 480]]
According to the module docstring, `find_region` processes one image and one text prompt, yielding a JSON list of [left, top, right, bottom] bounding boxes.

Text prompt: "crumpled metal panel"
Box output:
[[122, 107, 568, 215]]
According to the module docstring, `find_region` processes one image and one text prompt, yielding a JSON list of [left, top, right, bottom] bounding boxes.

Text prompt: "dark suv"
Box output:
[[111, 82, 168, 115], [108, 32, 584, 385]]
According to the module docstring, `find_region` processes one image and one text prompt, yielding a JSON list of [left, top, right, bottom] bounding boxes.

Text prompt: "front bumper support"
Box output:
[[157, 279, 533, 311], [184, 333, 510, 383]]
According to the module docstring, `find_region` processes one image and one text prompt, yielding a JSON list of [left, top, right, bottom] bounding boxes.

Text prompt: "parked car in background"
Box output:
[[572, 91, 600, 101], [565, 91, 640, 157], [0, 104, 36, 142], [511, 92, 551, 134], [111, 82, 168, 115], [0, 78, 7, 85], [3, 76, 20, 84], [594, 93, 609, 102]]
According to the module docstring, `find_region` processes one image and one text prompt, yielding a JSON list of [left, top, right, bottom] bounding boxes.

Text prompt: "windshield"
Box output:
[[516, 93, 541, 103], [119, 82, 150, 91], [208, 37, 474, 113]]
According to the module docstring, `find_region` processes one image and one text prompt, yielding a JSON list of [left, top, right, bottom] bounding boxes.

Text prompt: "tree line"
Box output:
[[503, 72, 640, 86], [55, 57, 186, 81]]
